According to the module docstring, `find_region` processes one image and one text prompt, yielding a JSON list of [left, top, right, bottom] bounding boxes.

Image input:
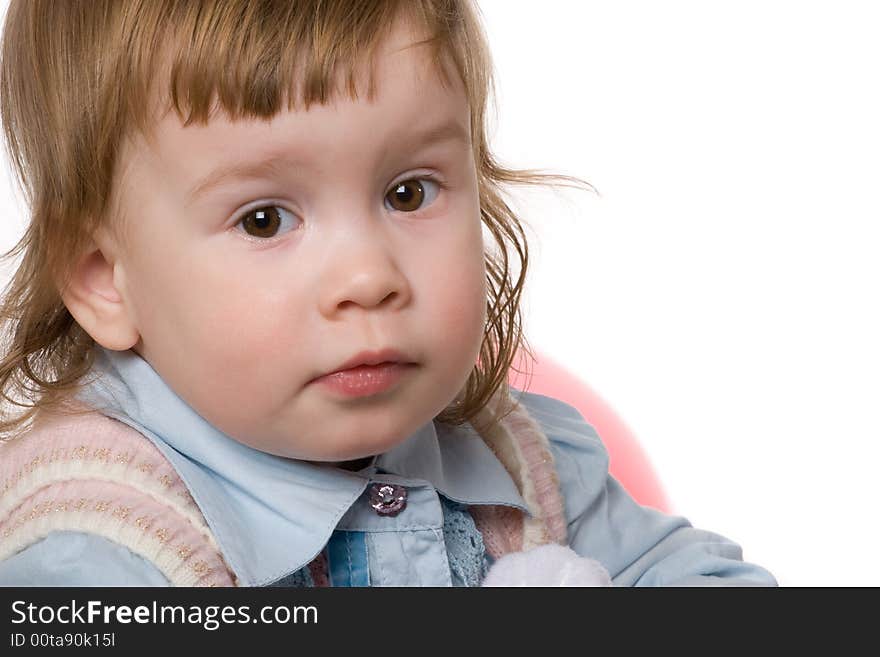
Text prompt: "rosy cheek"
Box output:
[[433, 264, 485, 336]]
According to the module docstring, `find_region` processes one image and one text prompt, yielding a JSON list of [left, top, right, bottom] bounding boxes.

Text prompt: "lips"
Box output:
[[308, 348, 418, 398], [317, 348, 414, 379]]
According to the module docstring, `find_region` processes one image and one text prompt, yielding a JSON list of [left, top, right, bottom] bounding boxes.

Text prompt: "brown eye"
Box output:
[[237, 205, 296, 240], [385, 178, 440, 214]]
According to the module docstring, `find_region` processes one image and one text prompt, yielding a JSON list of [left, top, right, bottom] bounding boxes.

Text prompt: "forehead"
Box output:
[[121, 18, 469, 191]]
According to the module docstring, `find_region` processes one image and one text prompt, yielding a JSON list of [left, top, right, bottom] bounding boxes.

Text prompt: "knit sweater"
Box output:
[[0, 386, 569, 587]]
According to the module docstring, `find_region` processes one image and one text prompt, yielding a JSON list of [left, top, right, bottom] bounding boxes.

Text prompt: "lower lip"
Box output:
[[310, 363, 414, 398]]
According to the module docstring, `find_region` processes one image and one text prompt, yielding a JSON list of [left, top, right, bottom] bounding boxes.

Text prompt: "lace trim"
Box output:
[[440, 496, 488, 587]]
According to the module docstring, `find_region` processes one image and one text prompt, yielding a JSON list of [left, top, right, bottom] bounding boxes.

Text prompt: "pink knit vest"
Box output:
[[0, 388, 566, 586]]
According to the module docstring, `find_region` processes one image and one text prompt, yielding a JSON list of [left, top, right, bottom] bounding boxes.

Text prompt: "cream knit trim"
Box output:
[[471, 386, 568, 551], [1, 459, 209, 536], [0, 479, 236, 586], [1, 416, 216, 551], [5, 517, 211, 586]]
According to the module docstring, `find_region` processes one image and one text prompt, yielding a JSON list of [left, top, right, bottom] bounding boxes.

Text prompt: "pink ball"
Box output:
[[508, 350, 671, 513]]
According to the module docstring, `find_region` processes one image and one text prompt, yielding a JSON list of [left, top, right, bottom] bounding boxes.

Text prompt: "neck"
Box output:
[[336, 456, 374, 472]]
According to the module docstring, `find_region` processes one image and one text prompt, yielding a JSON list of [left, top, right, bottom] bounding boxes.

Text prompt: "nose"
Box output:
[[317, 230, 412, 318]]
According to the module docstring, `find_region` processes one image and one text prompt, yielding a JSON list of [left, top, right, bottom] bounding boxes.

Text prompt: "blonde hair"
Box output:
[[0, 0, 595, 440]]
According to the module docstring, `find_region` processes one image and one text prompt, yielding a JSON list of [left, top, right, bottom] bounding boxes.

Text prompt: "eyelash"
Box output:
[[231, 173, 448, 244]]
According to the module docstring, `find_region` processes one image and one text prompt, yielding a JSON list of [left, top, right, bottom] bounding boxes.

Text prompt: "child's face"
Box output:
[[97, 20, 486, 461]]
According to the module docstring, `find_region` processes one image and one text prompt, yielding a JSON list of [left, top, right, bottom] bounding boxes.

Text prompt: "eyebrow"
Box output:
[[185, 118, 471, 203]]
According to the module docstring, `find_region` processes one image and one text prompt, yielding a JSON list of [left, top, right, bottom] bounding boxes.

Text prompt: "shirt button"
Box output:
[[368, 482, 407, 517]]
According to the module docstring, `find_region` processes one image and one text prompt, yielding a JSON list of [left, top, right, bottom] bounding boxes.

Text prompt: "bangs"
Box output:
[[120, 0, 463, 142]]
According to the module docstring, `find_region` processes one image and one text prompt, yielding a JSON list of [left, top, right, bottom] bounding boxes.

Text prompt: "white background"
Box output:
[[2, 1, 878, 585], [476, 0, 880, 586]]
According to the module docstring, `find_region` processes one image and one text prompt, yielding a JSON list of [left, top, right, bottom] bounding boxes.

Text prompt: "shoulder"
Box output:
[[514, 389, 605, 451], [514, 390, 610, 519], [513, 391, 778, 586], [0, 408, 237, 586]]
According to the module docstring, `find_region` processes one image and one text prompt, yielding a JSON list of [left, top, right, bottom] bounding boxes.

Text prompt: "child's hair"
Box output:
[[0, 0, 595, 440]]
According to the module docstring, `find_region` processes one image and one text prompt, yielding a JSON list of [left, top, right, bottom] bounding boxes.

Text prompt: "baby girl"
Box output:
[[0, 0, 776, 587]]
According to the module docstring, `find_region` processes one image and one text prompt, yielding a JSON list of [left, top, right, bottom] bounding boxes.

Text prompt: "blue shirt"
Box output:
[[0, 347, 777, 586]]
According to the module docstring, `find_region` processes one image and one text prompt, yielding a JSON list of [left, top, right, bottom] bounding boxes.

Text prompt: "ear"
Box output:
[[60, 229, 141, 351]]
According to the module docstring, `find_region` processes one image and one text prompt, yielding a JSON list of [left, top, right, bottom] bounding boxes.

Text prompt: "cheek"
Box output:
[[417, 225, 487, 355], [183, 270, 304, 370], [130, 244, 305, 388]]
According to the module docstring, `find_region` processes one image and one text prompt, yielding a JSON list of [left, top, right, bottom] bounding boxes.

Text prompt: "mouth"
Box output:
[[323, 348, 414, 376], [309, 350, 417, 398]]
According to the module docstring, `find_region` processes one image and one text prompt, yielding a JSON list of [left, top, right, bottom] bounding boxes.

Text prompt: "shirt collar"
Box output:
[[74, 346, 527, 586]]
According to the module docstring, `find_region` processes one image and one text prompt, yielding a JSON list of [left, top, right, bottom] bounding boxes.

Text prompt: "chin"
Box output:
[[245, 403, 428, 461], [330, 426, 415, 462]]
